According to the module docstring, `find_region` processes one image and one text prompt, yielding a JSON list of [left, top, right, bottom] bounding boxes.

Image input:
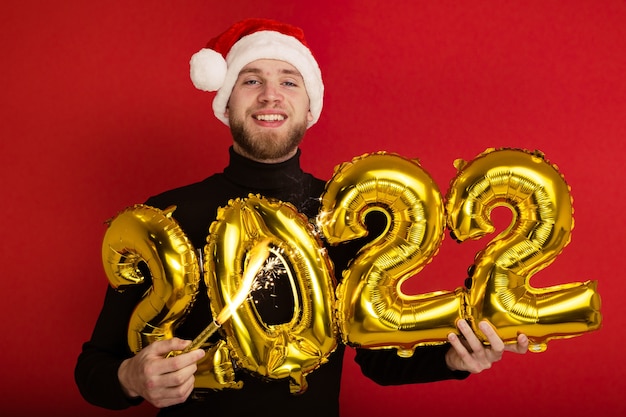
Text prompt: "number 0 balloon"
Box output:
[[205, 194, 338, 394]]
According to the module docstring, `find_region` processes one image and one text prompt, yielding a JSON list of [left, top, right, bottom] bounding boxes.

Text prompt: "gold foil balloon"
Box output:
[[205, 194, 338, 394], [101, 204, 200, 353], [318, 152, 466, 357], [194, 340, 243, 391], [445, 148, 602, 351]]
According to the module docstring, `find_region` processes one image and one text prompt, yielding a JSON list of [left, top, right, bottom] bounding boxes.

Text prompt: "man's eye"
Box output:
[[283, 81, 297, 87], [244, 79, 261, 85]]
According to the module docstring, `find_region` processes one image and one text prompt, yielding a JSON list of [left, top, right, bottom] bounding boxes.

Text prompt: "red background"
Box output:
[[2, 1, 625, 416]]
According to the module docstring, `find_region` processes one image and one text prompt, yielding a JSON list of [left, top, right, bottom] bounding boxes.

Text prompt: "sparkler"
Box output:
[[167, 238, 271, 357]]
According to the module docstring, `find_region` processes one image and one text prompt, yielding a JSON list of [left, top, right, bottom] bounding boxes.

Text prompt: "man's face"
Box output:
[[225, 59, 314, 163]]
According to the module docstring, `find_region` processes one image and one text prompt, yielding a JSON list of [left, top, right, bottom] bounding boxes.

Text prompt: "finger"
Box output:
[[478, 320, 505, 352], [157, 375, 196, 407], [447, 331, 485, 373], [447, 331, 470, 355], [140, 339, 204, 375], [150, 337, 193, 355], [157, 348, 204, 378], [145, 376, 195, 409], [457, 319, 486, 353], [150, 338, 205, 362], [163, 360, 198, 387], [504, 333, 529, 354], [175, 347, 206, 365]]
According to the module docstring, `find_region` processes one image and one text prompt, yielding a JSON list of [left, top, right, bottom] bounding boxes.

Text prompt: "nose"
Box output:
[[258, 82, 283, 103]]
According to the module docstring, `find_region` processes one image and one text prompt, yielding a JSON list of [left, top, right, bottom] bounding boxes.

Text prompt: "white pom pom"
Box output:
[[189, 48, 227, 92]]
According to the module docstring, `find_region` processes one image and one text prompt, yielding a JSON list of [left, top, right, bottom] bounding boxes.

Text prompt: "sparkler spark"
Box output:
[[249, 251, 286, 303]]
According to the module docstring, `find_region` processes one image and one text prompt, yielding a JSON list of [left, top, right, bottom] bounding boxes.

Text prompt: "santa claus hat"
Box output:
[[190, 18, 324, 128]]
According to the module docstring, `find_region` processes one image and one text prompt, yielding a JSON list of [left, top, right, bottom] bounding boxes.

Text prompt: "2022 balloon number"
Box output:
[[102, 148, 601, 394]]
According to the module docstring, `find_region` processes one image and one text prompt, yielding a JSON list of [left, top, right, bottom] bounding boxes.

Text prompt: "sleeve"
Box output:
[[353, 345, 470, 386], [74, 282, 148, 409]]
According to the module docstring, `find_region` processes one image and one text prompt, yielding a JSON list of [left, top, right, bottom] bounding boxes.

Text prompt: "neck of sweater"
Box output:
[[223, 146, 306, 191], [222, 146, 324, 218]]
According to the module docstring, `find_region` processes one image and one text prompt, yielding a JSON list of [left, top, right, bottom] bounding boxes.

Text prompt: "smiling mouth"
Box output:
[[254, 114, 285, 121]]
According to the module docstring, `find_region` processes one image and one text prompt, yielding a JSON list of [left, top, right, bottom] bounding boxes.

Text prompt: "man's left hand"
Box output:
[[445, 319, 529, 373]]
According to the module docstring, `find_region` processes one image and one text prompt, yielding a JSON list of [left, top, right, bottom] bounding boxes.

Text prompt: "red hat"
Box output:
[[190, 18, 324, 128]]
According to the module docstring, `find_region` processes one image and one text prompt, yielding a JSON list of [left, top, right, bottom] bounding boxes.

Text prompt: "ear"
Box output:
[[307, 109, 313, 124], [224, 106, 230, 119]]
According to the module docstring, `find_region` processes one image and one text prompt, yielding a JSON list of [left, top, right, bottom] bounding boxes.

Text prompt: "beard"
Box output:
[[229, 117, 307, 162]]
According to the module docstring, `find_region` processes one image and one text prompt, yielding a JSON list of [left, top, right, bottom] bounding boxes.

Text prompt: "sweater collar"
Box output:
[[222, 146, 306, 191]]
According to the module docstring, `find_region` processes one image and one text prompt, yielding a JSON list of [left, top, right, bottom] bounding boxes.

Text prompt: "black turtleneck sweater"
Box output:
[[75, 148, 467, 417]]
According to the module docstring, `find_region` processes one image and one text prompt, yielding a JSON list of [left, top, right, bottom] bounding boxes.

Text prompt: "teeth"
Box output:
[[255, 114, 285, 121]]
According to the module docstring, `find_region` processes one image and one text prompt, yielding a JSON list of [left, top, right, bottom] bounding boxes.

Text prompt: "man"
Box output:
[[75, 18, 528, 417]]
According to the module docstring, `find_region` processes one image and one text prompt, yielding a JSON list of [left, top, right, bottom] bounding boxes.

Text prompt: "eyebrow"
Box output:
[[238, 67, 303, 77]]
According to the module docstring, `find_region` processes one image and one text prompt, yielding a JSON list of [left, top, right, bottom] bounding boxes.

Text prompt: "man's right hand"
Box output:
[[118, 338, 206, 408]]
